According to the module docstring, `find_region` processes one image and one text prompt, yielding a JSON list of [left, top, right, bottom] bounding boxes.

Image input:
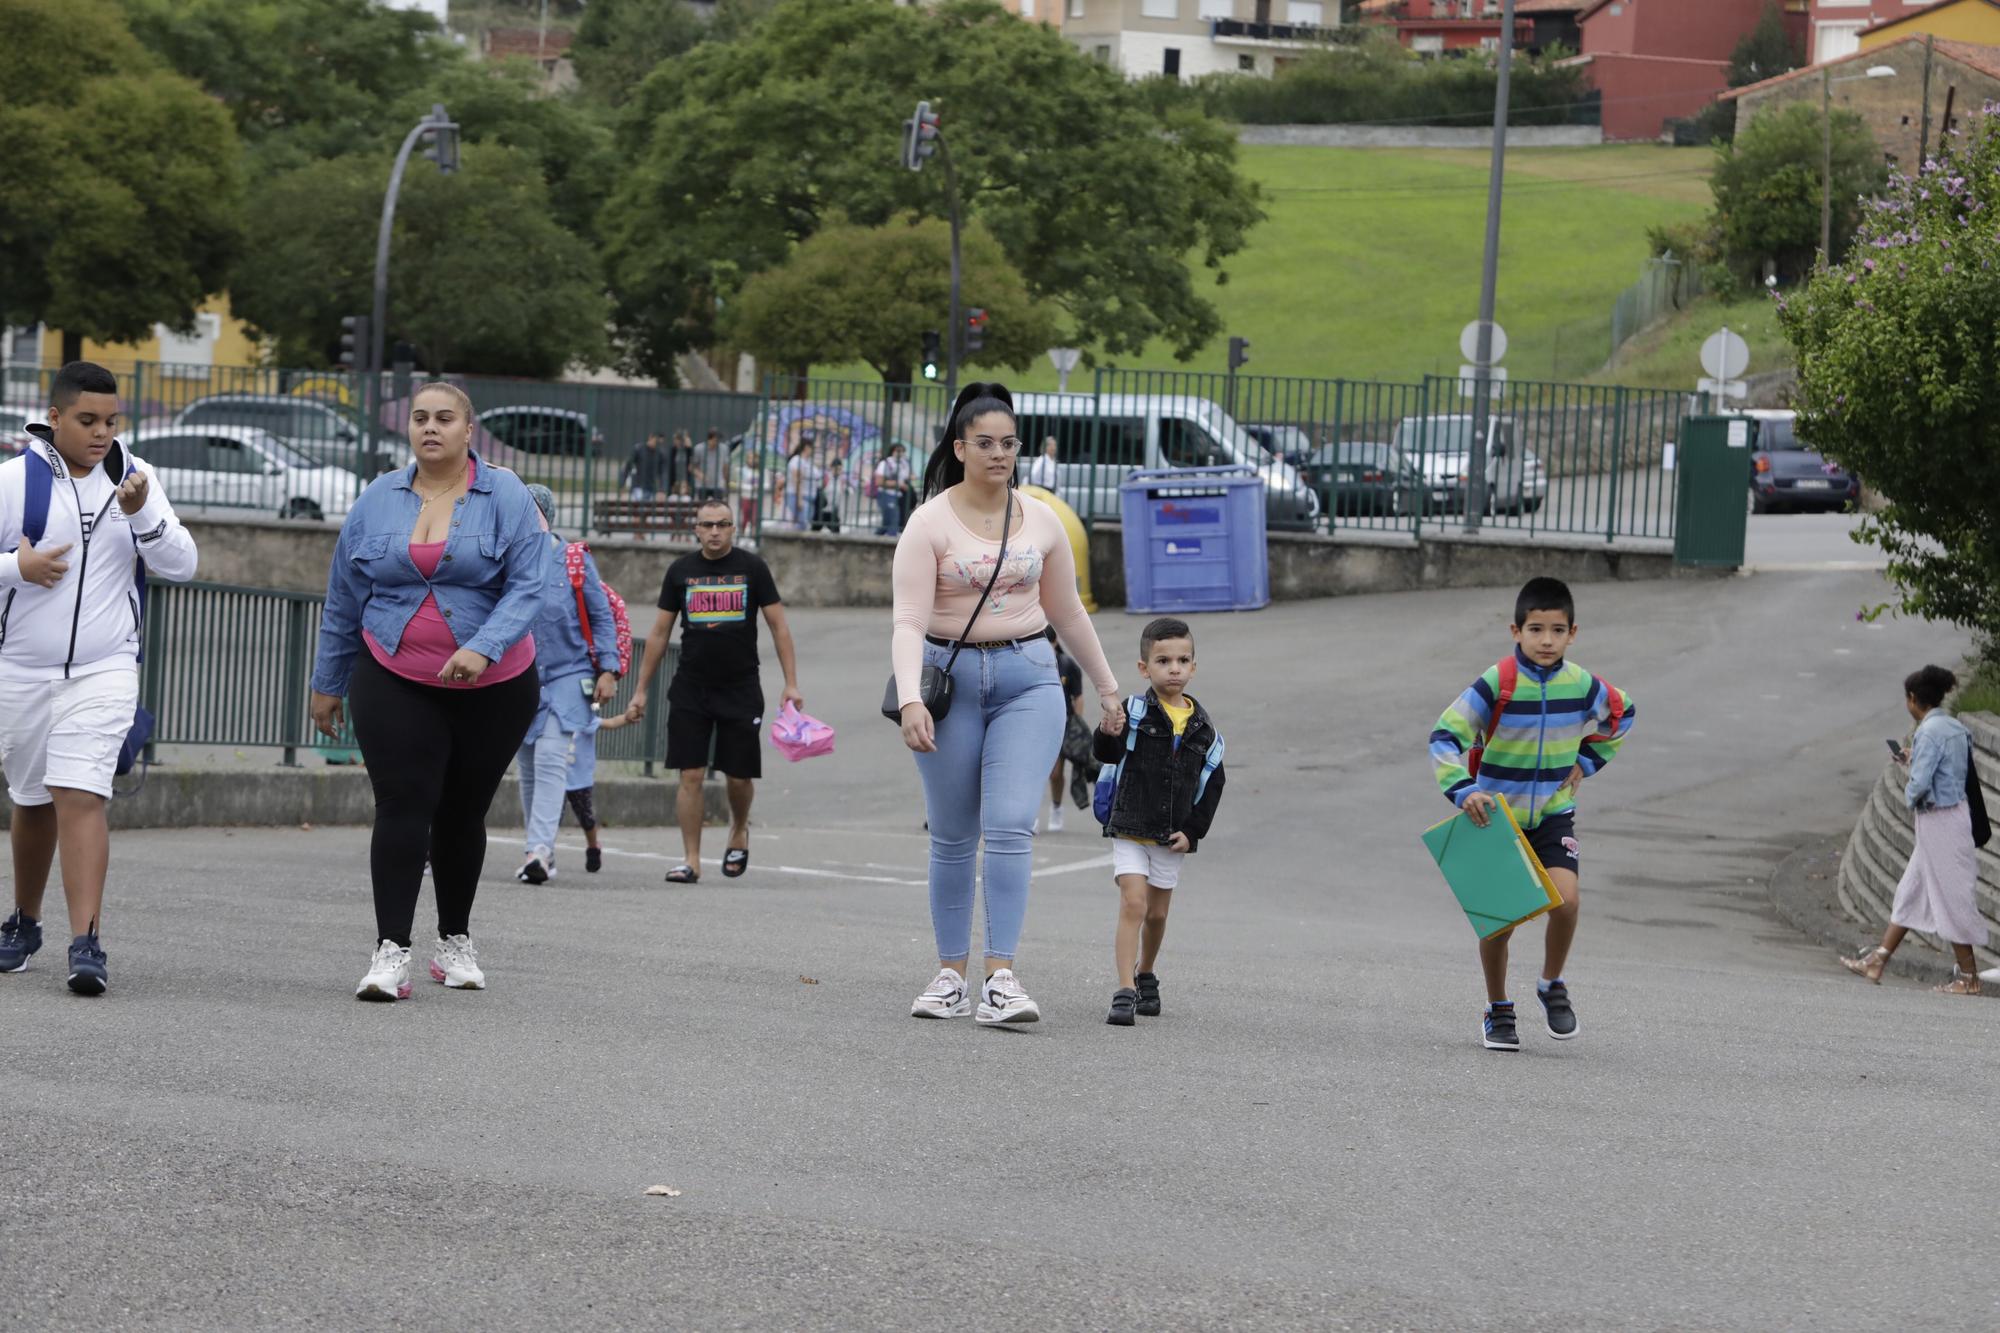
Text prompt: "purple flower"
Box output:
[[1863, 258, 1877, 271], [1944, 263, 1954, 273]]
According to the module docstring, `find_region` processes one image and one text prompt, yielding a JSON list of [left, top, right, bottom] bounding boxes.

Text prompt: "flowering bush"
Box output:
[[1778, 105, 2000, 647]]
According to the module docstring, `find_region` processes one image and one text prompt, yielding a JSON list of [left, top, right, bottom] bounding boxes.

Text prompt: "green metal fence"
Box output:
[[747, 375, 949, 538], [138, 580, 677, 773], [10, 361, 759, 540]]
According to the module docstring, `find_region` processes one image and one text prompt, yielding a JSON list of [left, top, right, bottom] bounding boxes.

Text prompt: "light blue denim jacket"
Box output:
[[1905, 709, 1971, 811], [529, 533, 617, 687], [310, 454, 549, 697]]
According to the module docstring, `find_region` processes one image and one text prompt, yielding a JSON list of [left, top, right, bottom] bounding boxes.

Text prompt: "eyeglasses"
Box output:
[[962, 436, 1023, 455], [695, 519, 734, 531]]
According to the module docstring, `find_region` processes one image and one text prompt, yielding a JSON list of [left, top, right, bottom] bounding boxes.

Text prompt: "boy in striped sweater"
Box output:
[[1430, 577, 1635, 1052]]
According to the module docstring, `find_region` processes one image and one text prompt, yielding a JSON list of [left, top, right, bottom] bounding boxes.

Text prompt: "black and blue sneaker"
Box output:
[[0, 911, 43, 973], [1134, 971, 1162, 1017], [1537, 980, 1579, 1040], [1482, 1001, 1520, 1052], [67, 933, 108, 996]]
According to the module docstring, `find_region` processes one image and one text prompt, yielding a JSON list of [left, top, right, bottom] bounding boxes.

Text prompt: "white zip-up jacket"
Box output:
[[0, 427, 199, 682]]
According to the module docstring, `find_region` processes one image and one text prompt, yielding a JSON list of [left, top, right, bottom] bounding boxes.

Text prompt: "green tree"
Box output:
[[1728, 1, 1802, 88], [232, 145, 610, 377], [0, 0, 242, 359], [722, 216, 1061, 382], [602, 0, 1262, 381], [572, 0, 704, 105], [1710, 101, 1885, 285], [1779, 112, 2000, 651]]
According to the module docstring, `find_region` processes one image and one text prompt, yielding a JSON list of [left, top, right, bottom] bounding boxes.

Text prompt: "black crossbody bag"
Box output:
[[882, 497, 1012, 723]]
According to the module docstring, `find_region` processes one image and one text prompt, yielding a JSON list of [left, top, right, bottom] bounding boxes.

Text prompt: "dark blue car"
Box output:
[[1744, 410, 1859, 514]]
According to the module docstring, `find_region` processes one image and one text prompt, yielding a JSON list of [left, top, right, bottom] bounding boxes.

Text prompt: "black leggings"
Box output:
[[565, 786, 597, 831], [348, 654, 539, 947]]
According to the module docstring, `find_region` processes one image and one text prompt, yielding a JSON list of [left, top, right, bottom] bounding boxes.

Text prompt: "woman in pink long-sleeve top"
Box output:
[[891, 383, 1122, 1026]]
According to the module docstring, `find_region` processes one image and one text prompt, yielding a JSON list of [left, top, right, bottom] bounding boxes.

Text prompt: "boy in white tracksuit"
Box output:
[[0, 362, 198, 994]]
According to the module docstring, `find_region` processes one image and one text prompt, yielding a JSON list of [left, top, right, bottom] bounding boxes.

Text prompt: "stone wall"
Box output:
[[1836, 710, 1999, 969]]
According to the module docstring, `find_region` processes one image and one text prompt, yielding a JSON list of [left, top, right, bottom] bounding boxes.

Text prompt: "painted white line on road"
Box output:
[[553, 842, 1114, 886], [1747, 561, 1886, 572]]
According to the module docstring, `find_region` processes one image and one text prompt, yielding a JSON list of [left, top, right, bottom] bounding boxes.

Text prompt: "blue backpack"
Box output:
[[19, 446, 154, 779], [1093, 694, 1225, 827]]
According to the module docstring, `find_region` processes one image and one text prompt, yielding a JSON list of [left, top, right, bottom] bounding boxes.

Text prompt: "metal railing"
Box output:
[[8, 361, 760, 540], [747, 376, 948, 539], [138, 581, 677, 772]]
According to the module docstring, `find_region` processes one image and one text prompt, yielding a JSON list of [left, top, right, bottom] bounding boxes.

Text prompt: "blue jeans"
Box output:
[[875, 492, 903, 535], [517, 711, 575, 863], [912, 635, 1065, 963]]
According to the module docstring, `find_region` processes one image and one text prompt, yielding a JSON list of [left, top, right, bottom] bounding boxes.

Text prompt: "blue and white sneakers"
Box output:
[[66, 932, 108, 996], [1537, 979, 1579, 1039], [1482, 1001, 1521, 1052], [0, 910, 43, 973]]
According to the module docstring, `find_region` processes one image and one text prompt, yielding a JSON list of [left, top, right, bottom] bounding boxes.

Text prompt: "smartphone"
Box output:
[[1885, 739, 1905, 760]]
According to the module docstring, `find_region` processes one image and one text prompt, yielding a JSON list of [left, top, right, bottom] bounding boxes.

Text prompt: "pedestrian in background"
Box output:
[[892, 382, 1122, 1025], [784, 438, 820, 531], [310, 382, 546, 1003], [669, 430, 695, 495], [873, 443, 912, 535], [1844, 665, 1986, 994], [513, 484, 620, 886], [622, 432, 670, 503], [1025, 435, 1060, 491], [692, 429, 729, 501]]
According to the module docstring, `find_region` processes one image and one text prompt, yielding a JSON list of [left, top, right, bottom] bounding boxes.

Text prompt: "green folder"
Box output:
[[1420, 796, 1563, 939]]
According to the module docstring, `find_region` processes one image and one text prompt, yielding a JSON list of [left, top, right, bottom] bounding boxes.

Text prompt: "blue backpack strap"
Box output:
[[22, 447, 51, 544], [1193, 731, 1225, 805]]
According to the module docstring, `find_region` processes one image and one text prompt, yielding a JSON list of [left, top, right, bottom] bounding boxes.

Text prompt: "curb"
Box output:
[[0, 767, 729, 832], [1768, 832, 1973, 989]]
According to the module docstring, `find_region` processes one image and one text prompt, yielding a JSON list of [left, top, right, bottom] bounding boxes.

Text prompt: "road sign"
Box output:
[[1459, 320, 1508, 365], [1700, 328, 1750, 381], [1047, 347, 1081, 393], [1457, 365, 1508, 399], [1697, 377, 1748, 399]]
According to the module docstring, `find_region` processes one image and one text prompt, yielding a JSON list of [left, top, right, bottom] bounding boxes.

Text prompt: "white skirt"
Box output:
[[1890, 802, 1988, 947]]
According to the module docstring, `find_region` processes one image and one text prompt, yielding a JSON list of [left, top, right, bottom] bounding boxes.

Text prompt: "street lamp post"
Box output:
[[1466, 0, 1517, 533], [368, 104, 459, 437], [1821, 65, 1897, 260], [902, 102, 964, 402]]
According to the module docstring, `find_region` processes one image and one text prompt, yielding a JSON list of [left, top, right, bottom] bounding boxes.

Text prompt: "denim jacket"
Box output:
[[1092, 691, 1226, 852], [528, 532, 616, 688], [1906, 709, 1971, 811], [310, 454, 548, 696]]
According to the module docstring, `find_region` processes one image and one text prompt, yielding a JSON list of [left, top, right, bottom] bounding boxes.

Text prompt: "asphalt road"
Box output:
[[5, 514, 1994, 1330]]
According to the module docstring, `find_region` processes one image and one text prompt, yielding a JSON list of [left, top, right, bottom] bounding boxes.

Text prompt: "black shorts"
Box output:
[[1525, 811, 1580, 876], [665, 697, 763, 779]]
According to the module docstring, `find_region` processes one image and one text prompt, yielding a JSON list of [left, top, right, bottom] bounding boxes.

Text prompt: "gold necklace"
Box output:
[[414, 464, 468, 510]]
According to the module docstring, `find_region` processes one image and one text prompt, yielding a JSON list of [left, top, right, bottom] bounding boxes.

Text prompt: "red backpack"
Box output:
[[1466, 655, 1626, 778], [564, 541, 632, 676]]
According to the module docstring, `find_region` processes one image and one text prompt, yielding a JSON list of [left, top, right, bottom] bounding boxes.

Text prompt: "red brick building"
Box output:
[[1357, 0, 1531, 54], [1572, 0, 1808, 139]]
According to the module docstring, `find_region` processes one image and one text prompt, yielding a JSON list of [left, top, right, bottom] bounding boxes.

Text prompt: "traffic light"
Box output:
[[339, 314, 371, 371], [965, 308, 988, 356], [921, 330, 942, 381], [903, 100, 940, 172], [1228, 335, 1250, 373], [421, 103, 460, 174]]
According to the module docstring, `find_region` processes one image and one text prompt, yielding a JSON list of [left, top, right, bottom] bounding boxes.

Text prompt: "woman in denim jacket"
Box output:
[[1843, 665, 1986, 994], [309, 383, 549, 1003]]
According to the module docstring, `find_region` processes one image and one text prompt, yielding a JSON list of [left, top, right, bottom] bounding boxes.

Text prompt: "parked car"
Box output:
[[1295, 441, 1419, 517], [1243, 423, 1318, 469], [175, 394, 400, 478], [1011, 394, 1320, 531], [1390, 415, 1541, 516], [478, 405, 604, 458], [0, 408, 33, 457], [132, 423, 361, 521], [1739, 408, 1858, 514]]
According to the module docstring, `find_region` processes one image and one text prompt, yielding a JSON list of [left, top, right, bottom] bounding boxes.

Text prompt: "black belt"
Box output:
[[926, 634, 1035, 651]]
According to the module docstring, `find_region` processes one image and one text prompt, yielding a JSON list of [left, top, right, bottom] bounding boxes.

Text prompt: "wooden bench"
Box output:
[[594, 496, 700, 537]]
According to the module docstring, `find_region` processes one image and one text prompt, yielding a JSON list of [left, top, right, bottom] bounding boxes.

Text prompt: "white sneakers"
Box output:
[[977, 968, 1041, 1025], [911, 967, 1044, 1023], [429, 934, 485, 990], [355, 941, 412, 1002], [357, 936, 485, 1000], [1045, 803, 1066, 833], [911, 967, 973, 1019]]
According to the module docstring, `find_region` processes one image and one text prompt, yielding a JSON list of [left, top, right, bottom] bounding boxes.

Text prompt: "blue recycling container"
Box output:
[[1119, 466, 1270, 614]]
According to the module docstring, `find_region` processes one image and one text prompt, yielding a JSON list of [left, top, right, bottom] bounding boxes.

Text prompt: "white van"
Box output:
[[1011, 393, 1320, 530]]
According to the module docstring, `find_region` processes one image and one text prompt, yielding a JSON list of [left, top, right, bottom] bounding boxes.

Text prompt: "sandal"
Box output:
[[722, 848, 749, 878], [1841, 945, 1888, 984], [663, 864, 700, 884], [1934, 967, 1982, 996]]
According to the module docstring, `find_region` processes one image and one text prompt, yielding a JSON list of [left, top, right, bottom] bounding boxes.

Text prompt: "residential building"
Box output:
[[1572, 0, 1807, 139], [1725, 31, 2000, 166], [1802, 0, 1998, 62], [1357, 0, 1529, 53], [482, 27, 578, 92], [1519, 0, 1587, 51], [1064, 0, 1345, 79], [1860, 0, 2000, 49]]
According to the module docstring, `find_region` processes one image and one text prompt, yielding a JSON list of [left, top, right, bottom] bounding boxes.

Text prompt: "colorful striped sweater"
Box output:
[[1430, 649, 1636, 830]]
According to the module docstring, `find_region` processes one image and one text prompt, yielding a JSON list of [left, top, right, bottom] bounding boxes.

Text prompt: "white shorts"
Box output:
[[1113, 837, 1185, 890], [0, 668, 140, 804]]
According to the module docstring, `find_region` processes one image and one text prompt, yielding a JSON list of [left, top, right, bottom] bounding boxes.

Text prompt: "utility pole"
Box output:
[[1466, 0, 1516, 532], [369, 104, 458, 445]]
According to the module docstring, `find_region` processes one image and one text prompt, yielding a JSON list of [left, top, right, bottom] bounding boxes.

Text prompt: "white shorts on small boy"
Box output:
[[1113, 837, 1185, 890], [0, 668, 139, 804]]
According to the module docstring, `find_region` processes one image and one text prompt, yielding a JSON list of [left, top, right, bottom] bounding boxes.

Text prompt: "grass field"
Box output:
[[1590, 290, 1792, 389], [812, 143, 1716, 392]]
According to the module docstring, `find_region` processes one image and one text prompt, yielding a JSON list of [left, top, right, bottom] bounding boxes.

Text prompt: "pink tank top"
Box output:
[[363, 472, 538, 689]]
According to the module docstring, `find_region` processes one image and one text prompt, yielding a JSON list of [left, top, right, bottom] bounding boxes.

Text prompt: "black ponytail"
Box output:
[[1904, 664, 1959, 710], [921, 381, 1017, 501]]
